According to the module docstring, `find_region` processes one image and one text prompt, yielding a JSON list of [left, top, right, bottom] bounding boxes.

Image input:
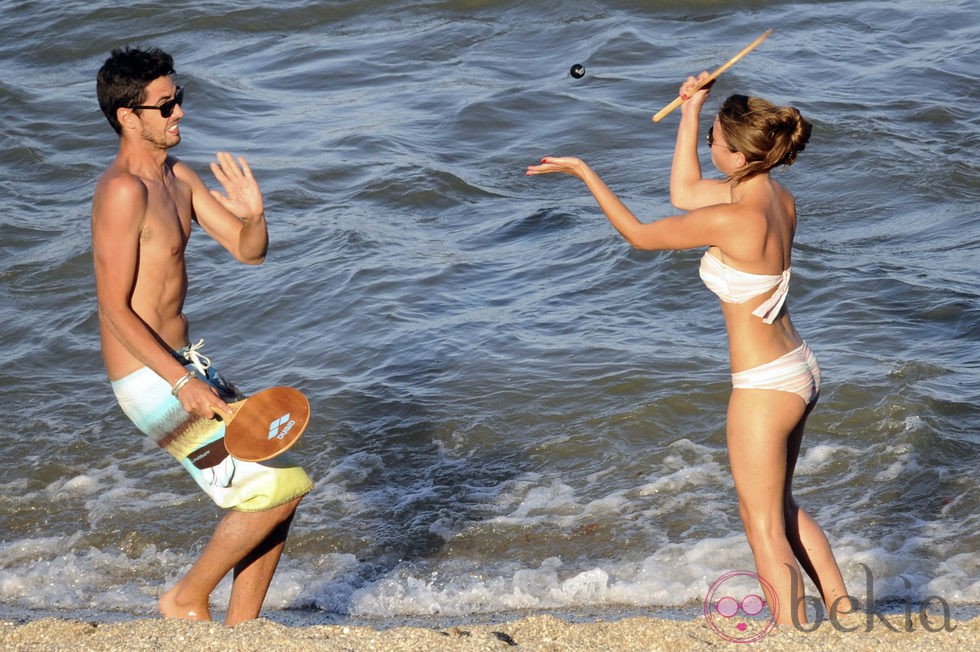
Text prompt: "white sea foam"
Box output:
[[334, 538, 757, 617], [0, 541, 178, 613], [0, 519, 972, 620]]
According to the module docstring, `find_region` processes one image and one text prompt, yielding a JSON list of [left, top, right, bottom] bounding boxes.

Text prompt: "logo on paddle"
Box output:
[[267, 412, 296, 440]]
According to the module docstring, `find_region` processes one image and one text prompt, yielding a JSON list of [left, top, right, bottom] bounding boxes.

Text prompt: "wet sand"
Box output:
[[2, 612, 975, 651]]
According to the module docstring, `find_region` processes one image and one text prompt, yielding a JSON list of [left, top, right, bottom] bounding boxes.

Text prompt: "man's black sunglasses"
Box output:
[[129, 86, 184, 118]]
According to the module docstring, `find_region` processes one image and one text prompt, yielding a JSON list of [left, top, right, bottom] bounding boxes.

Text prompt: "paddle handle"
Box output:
[[652, 29, 773, 123], [212, 399, 245, 423]]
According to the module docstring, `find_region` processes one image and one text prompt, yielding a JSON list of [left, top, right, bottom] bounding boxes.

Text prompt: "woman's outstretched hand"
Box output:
[[525, 156, 588, 178]]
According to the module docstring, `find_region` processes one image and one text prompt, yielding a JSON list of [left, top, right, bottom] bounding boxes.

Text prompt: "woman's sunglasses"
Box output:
[[706, 125, 737, 152], [128, 86, 184, 119]]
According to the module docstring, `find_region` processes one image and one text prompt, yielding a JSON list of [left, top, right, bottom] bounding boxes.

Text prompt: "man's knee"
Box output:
[[248, 496, 302, 526], [275, 496, 302, 522]]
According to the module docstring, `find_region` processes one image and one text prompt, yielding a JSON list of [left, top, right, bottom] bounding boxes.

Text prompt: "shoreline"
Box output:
[[2, 609, 976, 651]]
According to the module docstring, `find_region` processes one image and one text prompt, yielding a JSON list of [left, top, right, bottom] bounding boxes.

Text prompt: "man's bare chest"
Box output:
[[140, 177, 192, 249]]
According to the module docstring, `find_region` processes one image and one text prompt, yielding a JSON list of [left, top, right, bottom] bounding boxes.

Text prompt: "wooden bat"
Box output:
[[652, 29, 774, 123]]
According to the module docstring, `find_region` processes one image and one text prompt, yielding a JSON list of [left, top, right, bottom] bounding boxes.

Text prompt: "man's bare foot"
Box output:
[[160, 586, 212, 621]]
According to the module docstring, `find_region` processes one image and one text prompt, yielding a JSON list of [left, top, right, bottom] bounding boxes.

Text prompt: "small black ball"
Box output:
[[570, 63, 585, 79]]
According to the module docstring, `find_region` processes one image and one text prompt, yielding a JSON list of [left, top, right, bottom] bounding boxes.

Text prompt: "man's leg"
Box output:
[[225, 503, 299, 625], [160, 496, 302, 622]]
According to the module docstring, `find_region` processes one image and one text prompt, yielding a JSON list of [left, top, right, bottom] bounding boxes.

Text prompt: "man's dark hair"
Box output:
[[97, 46, 175, 135]]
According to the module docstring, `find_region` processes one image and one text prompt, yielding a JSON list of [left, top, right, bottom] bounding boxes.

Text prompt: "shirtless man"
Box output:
[[92, 46, 312, 626]]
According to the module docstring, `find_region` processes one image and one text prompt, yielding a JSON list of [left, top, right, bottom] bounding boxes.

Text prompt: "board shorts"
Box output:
[[110, 342, 313, 512]]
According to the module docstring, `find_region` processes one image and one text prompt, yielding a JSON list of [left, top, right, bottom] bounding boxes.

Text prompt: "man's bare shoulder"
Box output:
[[92, 164, 149, 226], [95, 160, 150, 196], [168, 154, 204, 188]]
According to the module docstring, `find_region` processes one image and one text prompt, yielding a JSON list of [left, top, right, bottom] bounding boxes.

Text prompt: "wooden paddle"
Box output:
[[214, 386, 311, 462], [652, 29, 774, 123]]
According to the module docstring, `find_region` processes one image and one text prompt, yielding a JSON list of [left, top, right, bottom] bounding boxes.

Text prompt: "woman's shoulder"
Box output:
[[687, 201, 767, 259]]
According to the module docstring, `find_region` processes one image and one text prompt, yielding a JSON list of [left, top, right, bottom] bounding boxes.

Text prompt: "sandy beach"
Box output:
[[1, 612, 975, 651]]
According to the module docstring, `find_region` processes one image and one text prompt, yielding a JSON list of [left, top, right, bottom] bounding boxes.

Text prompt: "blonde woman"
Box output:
[[526, 72, 853, 625]]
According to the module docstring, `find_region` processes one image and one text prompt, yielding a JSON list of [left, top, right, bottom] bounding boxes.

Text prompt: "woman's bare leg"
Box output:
[[727, 389, 851, 624], [782, 405, 853, 615], [727, 388, 807, 624]]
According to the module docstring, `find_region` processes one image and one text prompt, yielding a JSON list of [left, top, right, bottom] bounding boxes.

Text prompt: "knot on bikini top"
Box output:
[[699, 250, 791, 324]]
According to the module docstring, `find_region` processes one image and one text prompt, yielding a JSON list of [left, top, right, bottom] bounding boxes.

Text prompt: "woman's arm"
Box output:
[[669, 73, 731, 210], [526, 156, 736, 251]]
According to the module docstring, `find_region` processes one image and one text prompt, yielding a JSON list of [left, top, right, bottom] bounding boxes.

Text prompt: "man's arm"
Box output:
[[92, 173, 231, 418], [176, 152, 268, 264], [92, 174, 190, 384]]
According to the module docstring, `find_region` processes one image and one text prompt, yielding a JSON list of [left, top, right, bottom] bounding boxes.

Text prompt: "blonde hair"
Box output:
[[717, 94, 811, 184]]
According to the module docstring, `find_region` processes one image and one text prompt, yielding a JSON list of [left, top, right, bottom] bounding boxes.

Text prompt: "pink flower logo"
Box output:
[[704, 570, 778, 643]]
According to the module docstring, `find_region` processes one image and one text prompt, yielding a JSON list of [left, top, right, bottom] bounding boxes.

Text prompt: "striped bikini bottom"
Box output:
[[731, 341, 820, 405]]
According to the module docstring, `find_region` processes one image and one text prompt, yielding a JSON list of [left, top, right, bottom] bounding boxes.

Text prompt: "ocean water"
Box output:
[[1, 0, 977, 625]]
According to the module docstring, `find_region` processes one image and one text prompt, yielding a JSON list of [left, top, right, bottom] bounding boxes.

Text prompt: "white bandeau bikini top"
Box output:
[[699, 250, 791, 324]]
